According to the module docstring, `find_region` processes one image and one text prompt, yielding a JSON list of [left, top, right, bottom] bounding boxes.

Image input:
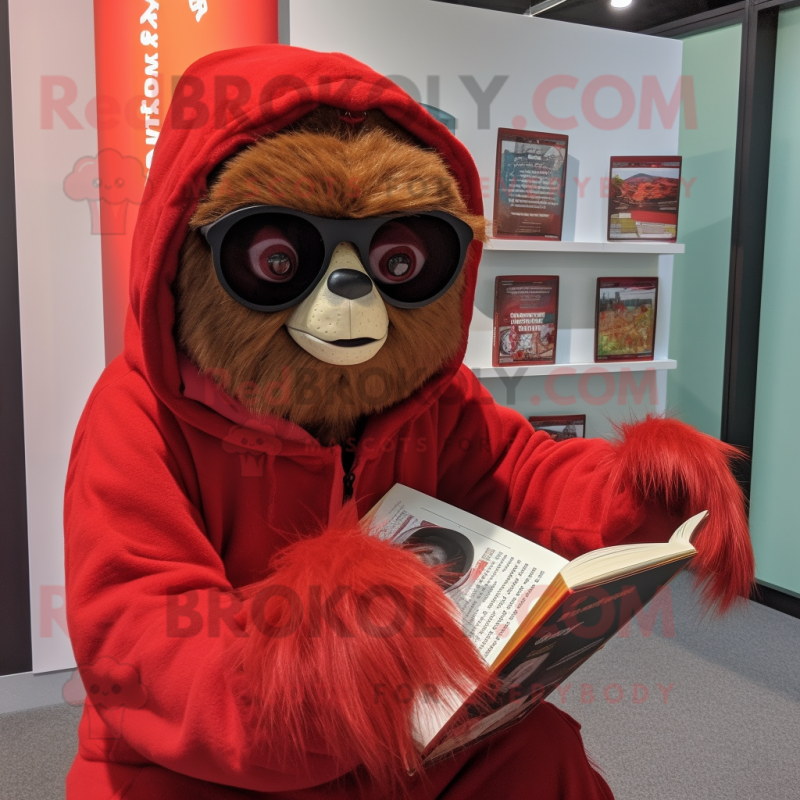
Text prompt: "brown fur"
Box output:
[[174, 108, 486, 444]]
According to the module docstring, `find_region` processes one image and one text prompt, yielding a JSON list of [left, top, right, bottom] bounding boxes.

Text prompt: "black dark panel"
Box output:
[[435, 0, 531, 12], [644, 1, 745, 35], [750, 583, 800, 621], [433, 0, 744, 32], [540, 0, 737, 33], [0, 0, 32, 675], [721, 2, 779, 492]]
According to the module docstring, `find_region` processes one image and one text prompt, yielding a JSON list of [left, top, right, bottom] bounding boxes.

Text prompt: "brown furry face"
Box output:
[[174, 108, 486, 444]]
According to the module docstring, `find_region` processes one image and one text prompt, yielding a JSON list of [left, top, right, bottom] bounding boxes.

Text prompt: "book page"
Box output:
[[365, 485, 568, 666]]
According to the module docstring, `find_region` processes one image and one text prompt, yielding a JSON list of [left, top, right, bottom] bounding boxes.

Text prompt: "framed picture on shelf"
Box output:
[[493, 128, 568, 240], [595, 277, 658, 362], [529, 415, 586, 441], [493, 276, 559, 367], [607, 156, 682, 242]]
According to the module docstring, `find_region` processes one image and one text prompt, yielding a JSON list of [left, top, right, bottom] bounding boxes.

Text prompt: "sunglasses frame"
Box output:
[[200, 205, 475, 312]]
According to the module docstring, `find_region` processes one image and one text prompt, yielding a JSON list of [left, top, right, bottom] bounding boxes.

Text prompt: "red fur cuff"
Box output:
[[240, 511, 488, 785], [609, 415, 755, 612]]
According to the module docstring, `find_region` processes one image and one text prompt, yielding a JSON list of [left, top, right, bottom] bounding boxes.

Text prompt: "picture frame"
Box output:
[[493, 128, 569, 240], [607, 156, 682, 242], [595, 277, 659, 362], [493, 276, 559, 367], [528, 415, 587, 441]]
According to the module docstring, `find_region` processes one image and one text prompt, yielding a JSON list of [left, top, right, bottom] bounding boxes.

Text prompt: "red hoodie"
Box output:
[[64, 44, 751, 799]]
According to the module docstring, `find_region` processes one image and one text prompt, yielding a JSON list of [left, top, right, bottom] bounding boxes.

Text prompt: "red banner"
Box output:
[[92, 0, 279, 361]]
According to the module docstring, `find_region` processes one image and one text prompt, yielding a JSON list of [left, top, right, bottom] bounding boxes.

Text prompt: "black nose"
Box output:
[[327, 269, 374, 300]]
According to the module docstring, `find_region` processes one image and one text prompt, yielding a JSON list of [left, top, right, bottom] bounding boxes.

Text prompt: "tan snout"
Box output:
[[286, 242, 389, 366]]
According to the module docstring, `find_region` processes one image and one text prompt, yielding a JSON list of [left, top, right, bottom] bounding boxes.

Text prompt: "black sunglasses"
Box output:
[[200, 205, 474, 312]]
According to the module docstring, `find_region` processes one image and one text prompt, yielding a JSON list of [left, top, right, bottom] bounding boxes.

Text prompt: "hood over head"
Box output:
[[126, 44, 484, 445]]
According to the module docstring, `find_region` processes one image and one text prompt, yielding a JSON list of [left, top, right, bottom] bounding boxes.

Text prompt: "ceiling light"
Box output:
[[610, 0, 633, 7], [524, 0, 568, 16]]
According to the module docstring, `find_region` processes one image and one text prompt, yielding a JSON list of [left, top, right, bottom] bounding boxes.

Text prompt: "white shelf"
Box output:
[[465, 330, 676, 378], [466, 358, 677, 379], [485, 240, 685, 255]]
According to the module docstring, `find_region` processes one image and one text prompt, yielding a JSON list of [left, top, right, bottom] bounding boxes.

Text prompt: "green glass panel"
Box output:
[[749, 7, 800, 597], [669, 24, 742, 436]]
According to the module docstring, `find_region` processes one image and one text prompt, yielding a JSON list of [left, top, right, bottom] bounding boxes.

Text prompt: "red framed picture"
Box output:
[[595, 277, 658, 362], [529, 415, 586, 441], [493, 129, 568, 240], [493, 276, 559, 367], [607, 156, 682, 242]]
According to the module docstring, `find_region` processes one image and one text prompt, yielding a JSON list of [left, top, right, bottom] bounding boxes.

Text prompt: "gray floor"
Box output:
[[1, 572, 798, 799], [0, 703, 81, 800], [570, 572, 800, 799]]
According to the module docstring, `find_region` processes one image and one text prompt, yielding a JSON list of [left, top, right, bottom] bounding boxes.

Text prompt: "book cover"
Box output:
[[364, 484, 704, 766], [424, 556, 693, 763], [607, 156, 682, 242], [529, 415, 586, 441], [595, 277, 658, 362], [493, 129, 568, 240], [493, 276, 559, 367]]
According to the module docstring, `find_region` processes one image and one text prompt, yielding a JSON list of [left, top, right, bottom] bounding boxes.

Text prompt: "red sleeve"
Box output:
[[434, 367, 653, 559], [64, 370, 354, 793], [434, 368, 753, 611]]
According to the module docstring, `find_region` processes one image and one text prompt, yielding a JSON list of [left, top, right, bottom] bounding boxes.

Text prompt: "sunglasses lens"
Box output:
[[219, 213, 325, 309], [369, 215, 465, 306]]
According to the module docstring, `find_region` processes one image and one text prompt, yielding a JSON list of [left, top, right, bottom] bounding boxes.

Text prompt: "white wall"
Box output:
[[9, 0, 103, 673], [291, 0, 683, 437], [291, 0, 682, 235], [7, 0, 684, 674]]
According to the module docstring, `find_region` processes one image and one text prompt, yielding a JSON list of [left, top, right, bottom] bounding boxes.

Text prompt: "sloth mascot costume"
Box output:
[[65, 46, 754, 800]]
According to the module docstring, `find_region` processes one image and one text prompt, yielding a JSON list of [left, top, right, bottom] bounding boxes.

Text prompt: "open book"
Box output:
[[365, 484, 706, 764]]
